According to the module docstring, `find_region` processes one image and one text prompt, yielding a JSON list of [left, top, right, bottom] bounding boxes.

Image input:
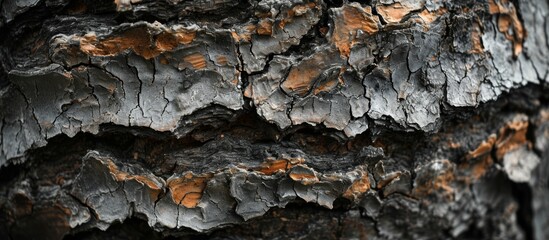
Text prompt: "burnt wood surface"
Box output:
[[0, 0, 548, 239]]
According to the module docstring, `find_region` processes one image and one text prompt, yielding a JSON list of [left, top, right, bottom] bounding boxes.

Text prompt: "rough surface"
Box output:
[[0, 0, 548, 239]]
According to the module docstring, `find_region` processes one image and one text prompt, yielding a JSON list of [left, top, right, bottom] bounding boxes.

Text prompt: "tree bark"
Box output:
[[0, 0, 548, 239]]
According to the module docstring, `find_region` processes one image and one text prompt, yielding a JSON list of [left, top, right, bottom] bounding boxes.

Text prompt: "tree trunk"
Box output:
[[0, 0, 548, 239]]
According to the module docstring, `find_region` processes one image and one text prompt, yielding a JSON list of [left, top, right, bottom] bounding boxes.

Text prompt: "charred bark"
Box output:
[[0, 0, 548, 239]]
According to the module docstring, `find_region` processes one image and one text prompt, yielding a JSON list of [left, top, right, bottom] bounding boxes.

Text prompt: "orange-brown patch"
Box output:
[[159, 56, 169, 65], [376, 171, 402, 189], [280, 3, 317, 29], [343, 172, 371, 199], [413, 8, 447, 31], [495, 119, 529, 159], [331, 4, 380, 57], [448, 140, 461, 149], [80, 27, 152, 58], [319, 26, 329, 36], [282, 65, 320, 96], [167, 173, 213, 208], [376, 3, 415, 23], [235, 3, 317, 41], [413, 161, 455, 200], [216, 55, 229, 66], [291, 3, 316, 16], [257, 19, 274, 36], [470, 21, 484, 54], [471, 155, 494, 180], [258, 159, 289, 175], [461, 135, 497, 181], [155, 32, 178, 52], [232, 25, 256, 42], [467, 135, 496, 160], [488, 0, 501, 14], [62, 71, 73, 79], [231, 31, 242, 42], [106, 160, 163, 199], [257, 157, 305, 175], [232, 74, 240, 86], [255, 11, 272, 18], [417, 10, 436, 24], [281, 51, 342, 96], [173, 28, 196, 45], [431, 172, 455, 199], [488, 0, 526, 57], [183, 53, 207, 69], [313, 68, 344, 95], [114, 0, 131, 11], [243, 84, 253, 98], [313, 78, 339, 95], [79, 25, 196, 59], [288, 172, 317, 181]]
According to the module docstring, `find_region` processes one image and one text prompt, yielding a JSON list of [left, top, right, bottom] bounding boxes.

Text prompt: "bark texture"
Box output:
[[0, 0, 548, 239]]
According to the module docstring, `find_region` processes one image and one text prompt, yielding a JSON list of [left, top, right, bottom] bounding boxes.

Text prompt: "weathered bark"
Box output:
[[0, 0, 548, 239]]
